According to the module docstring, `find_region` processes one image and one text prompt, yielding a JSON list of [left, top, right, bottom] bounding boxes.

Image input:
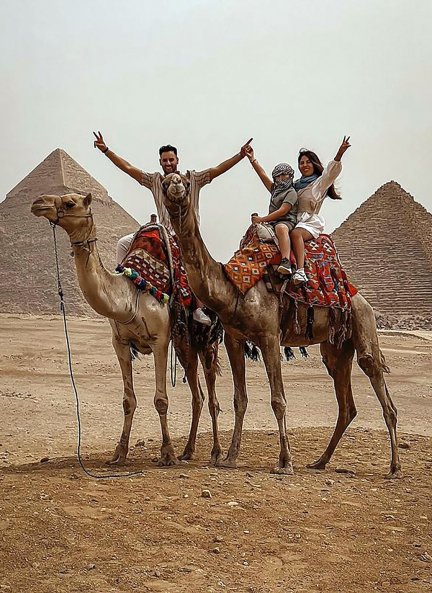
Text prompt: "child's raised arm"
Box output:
[[245, 146, 273, 192]]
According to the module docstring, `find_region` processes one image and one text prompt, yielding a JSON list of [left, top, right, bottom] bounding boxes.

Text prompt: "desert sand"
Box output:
[[1, 314, 431, 592]]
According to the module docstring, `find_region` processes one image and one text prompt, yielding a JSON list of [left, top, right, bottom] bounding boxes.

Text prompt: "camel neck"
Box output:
[[72, 241, 134, 322], [165, 197, 237, 314]]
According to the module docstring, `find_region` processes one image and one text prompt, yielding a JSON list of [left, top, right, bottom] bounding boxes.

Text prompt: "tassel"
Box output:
[[328, 307, 337, 345], [293, 300, 301, 335], [300, 346, 308, 358], [244, 341, 261, 362], [346, 310, 353, 340], [284, 346, 295, 361], [251, 345, 261, 362], [336, 309, 348, 349], [306, 306, 314, 340]]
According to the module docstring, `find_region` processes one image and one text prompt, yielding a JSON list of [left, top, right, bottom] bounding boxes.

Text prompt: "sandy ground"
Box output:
[[1, 314, 431, 592]]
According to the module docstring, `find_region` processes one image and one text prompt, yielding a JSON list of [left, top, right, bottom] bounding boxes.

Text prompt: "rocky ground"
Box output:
[[0, 315, 431, 592]]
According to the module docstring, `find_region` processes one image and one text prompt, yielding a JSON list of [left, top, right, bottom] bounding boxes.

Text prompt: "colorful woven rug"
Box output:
[[224, 226, 357, 310], [116, 225, 193, 308]]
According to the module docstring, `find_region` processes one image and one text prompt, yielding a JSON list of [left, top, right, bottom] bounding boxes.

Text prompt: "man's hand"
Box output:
[[335, 135, 351, 161], [244, 145, 255, 162], [93, 131, 108, 152], [240, 137, 253, 158], [252, 214, 263, 224]]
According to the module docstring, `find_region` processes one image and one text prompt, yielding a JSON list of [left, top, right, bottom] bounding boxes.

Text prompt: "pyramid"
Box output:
[[332, 181, 432, 321], [0, 149, 139, 316]]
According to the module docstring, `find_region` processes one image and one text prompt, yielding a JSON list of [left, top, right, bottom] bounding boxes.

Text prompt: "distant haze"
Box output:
[[1, 0, 431, 262]]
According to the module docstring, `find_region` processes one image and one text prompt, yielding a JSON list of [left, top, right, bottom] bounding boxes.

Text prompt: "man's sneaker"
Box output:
[[277, 258, 292, 276], [193, 308, 212, 326], [292, 268, 308, 285]]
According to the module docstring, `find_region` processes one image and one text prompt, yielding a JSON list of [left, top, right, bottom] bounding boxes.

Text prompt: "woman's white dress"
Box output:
[[295, 160, 342, 238]]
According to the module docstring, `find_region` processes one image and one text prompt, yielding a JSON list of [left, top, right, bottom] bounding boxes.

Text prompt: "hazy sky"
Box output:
[[1, 0, 431, 261]]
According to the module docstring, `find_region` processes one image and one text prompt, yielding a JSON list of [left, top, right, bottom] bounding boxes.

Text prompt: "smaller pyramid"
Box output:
[[1, 149, 139, 315], [332, 181, 432, 321]]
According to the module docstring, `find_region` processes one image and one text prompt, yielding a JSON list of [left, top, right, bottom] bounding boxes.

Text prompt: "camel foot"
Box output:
[[178, 448, 194, 461], [271, 462, 294, 476], [106, 447, 127, 466], [306, 459, 327, 471], [210, 446, 223, 466], [158, 445, 178, 467], [216, 457, 237, 469], [385, 467, 403, 480]]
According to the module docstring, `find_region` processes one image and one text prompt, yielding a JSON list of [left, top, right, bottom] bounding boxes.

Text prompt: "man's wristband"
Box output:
[[102, 146, 109, 154]]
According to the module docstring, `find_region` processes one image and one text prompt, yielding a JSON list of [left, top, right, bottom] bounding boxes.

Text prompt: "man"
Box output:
[[93, 132, 251, 324]]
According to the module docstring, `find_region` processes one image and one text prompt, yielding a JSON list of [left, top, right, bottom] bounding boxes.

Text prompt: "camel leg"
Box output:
[[307, 340, 356, 471], [356, 348, 401, 478], [108, 336, 137, 465], [199, 344, 222, 465], [352, 296, 401, 478], [151, 339, 177, 466], [219, 333, 248, 468], [260, 335, 293, 475], [177, 347, 204, 461]]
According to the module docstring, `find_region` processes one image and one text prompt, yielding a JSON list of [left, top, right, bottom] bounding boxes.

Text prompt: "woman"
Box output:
[[290, 136, 351, 283]]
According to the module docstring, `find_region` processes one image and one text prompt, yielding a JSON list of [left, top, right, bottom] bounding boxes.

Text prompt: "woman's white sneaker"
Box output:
[[292, 268, 308, 285]]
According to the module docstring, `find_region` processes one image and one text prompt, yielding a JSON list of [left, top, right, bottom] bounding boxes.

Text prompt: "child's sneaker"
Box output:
[[193, 308, 212, 326], [277, 258, 292, 276], [292, 268, 308, 285]]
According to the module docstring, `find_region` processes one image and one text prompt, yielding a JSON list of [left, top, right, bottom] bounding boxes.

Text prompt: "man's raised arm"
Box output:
[[93, 131, 143, 183], [208, 138, 253, 181]]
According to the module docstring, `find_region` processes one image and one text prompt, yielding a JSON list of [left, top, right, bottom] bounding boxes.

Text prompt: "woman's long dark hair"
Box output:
[[298, 150, 341, 200]]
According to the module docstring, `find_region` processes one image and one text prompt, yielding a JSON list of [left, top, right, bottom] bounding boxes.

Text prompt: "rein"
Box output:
[[49, 220, 145, 480]]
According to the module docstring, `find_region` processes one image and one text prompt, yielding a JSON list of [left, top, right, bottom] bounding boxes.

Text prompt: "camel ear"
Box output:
[[83, 193, 92, 207]]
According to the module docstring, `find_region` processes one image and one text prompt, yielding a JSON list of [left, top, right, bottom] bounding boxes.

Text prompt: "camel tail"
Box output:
[[216, 354, 222, 377], [380, 349, 390, 374]]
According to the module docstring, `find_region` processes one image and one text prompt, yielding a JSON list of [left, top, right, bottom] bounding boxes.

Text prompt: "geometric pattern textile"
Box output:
[[285, 234, 357, 310], [224, 225, 357, 310], [121, 225, 193, 308]]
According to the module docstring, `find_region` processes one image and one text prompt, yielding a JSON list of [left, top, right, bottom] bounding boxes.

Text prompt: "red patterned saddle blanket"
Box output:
[[224, 227, 357, 310], [117, 225, 193, 308]]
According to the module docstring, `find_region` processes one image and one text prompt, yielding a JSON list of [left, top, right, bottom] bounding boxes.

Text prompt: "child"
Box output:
[[245, 147, 298, 276]]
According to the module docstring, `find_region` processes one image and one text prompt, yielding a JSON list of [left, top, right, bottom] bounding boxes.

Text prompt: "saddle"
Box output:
[[116, 224, 222, 350], [224, 224, 357, 346], [116, 223, 193, 308]]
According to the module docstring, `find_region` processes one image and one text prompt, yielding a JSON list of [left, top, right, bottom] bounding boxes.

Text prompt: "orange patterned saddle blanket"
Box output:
[[224, 227, 357, 310]]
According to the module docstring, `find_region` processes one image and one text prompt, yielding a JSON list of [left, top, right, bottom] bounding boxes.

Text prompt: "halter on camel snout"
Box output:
[[49, 195, 97, 250]]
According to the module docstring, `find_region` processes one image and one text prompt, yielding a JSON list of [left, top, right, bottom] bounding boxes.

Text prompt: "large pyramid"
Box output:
[[0, 149, 139, 315], [332, 181, 432, 323]]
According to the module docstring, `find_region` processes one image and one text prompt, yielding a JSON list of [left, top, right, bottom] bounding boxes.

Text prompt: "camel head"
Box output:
[[31, 192, 94, 242], [161, 173, 191, 206]]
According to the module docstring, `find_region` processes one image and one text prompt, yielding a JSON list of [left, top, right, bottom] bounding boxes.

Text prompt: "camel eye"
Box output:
[[65, 201, 75, 209]]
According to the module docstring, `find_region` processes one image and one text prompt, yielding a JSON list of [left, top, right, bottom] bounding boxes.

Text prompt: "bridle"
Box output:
[[50, 200, 97, 251], [162, 178, 190, 235]]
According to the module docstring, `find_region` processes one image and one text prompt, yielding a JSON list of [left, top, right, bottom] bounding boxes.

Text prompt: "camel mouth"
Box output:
[[167, 188, 186, 202], [31, 204, 54, 216]]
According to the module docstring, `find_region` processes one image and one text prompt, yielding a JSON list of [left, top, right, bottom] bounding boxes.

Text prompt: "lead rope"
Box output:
[[50, 222, 144, 479], [170, 340, 177, 387]]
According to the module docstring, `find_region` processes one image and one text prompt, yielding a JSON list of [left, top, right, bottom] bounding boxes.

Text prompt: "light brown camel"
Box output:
[[31, 192, 222, 466], [160, 173, 401, 477]]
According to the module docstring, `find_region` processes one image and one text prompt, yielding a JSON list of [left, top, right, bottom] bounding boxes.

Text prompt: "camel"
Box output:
[[31, 192, 222, 466], [160, 173, 401, 477]]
